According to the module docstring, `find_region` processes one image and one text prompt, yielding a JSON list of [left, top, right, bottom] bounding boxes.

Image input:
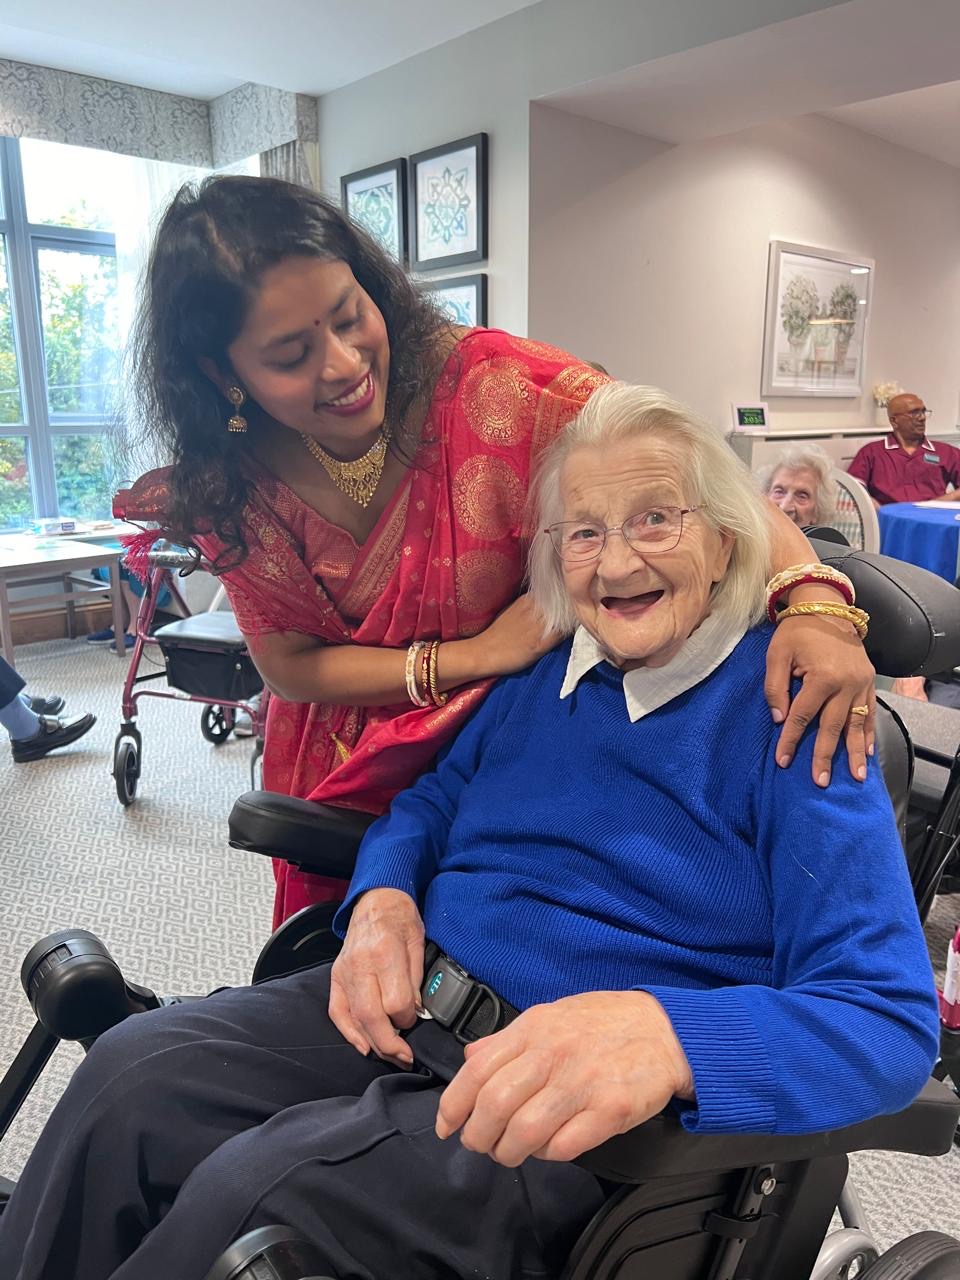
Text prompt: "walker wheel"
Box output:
[[200, 705, 235, 746], [113, 738, 139, 807]]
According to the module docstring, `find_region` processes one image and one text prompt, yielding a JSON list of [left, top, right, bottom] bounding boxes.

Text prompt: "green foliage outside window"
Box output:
[[0, 219, 119, 526], [0, 436, 30, 530]]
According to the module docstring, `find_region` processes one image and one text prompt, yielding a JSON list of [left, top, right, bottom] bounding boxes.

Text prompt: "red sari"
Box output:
[[132, 330, 605, 926]]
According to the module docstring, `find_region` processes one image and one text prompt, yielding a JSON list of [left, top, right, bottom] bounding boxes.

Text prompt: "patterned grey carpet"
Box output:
[[0, 639, 957, 1257]]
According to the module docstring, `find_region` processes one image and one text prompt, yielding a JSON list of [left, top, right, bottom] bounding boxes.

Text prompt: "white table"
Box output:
[[0, 536, 127, 666]]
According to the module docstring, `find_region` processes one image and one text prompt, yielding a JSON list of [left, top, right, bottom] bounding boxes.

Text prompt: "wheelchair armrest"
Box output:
[[228, 791, 376, 879], [578, 1077, 960, 1182], [808, 540, 960, 677]]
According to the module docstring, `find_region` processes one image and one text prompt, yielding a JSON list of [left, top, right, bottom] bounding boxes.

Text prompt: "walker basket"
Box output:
[[153, 613, 264, 702]]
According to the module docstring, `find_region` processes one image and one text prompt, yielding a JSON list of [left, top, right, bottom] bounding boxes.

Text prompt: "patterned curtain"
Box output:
[[260, 140, 320, 189]]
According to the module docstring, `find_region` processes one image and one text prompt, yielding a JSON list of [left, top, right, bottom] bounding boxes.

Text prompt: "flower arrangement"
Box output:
[[780, 274, 820, 346], [873, 381, 900, 407], [829, 283, 859, 349]]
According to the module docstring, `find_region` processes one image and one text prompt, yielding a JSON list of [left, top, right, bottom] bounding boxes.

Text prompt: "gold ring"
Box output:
[[849, 705, 869, 717]]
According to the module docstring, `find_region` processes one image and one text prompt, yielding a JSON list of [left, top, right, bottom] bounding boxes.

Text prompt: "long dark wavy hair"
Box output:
[[127, 174, 447, 566]]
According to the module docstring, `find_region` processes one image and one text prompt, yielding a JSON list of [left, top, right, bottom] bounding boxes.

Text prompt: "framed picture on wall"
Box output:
[[761, 241, 873, 397], [409, 133, 488, 271], [340, 158, 407, 263], [419, 273, 488, 327]]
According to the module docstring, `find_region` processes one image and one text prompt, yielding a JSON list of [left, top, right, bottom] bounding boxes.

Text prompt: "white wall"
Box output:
[[317, 0, 848, 335], [528, 104, 960, 430]]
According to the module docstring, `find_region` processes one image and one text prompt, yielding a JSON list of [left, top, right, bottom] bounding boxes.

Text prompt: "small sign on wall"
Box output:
[[731, 402, 769, 431]]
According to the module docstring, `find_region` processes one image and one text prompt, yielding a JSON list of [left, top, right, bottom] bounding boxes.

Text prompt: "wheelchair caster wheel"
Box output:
[[865, 1231, 960, 1278], [113, 737, 139, 806], [201, 704, 235, 745], [204, 1226, 333, 1280]]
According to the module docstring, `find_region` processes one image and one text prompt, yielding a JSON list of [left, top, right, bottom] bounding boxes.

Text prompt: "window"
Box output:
[[0, 139, 258, 530]]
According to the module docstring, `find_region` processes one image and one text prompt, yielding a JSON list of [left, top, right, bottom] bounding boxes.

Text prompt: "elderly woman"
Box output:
[[0, 386, 938, 1280], [758, 443, 836, 528]]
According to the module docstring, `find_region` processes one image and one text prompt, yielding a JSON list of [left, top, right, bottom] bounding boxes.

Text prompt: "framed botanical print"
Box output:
[[421, 273, 488, 327], [761, 241, 873, 397], [340, 158, 407, 263], [409, 133, 488, 272]]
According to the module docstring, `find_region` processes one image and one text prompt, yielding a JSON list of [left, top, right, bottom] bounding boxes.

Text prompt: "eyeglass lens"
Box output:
[[551, 507, 685, 560]]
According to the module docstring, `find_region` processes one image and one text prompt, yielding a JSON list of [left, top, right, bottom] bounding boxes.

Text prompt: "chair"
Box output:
[[831, 469, 881, 553], [2, 544, 960, 1280]]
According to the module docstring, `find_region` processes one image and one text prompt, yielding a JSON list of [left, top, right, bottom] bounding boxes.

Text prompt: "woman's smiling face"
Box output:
[[559, 436, 734, 669], [225, 256, 390, 456]]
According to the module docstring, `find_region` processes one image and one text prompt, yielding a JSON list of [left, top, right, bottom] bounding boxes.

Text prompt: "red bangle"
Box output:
[[766, 573, 855, 622]]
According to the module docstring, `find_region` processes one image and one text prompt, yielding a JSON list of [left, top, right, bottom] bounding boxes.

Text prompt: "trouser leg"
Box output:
[[0, 966, 394, 1280], [0, 966, 605, 1280], [0, 655, 26, 708], [110, 1029, 604, 1280]]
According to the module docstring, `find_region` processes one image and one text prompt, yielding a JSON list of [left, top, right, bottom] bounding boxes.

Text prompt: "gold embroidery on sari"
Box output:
[[529, 365, 608, 461], [509, 336, 580, 364], [462, 358, 535, 446], [452, 456, 524, 541], [455, 549, 513, 617], [330, 733, 351, 764], [336, 488, 409, 621]]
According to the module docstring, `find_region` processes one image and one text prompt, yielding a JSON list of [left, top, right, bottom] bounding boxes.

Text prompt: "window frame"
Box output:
[[0, 136, 117, 523]]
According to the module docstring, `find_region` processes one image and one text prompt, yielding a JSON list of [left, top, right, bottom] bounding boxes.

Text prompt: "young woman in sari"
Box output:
[[121, 176, 874, 927]]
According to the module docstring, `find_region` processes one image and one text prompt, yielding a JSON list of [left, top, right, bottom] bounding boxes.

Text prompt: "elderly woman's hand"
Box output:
[[329, 888, 425, 1067], [435, 991, 693, 1167], [764, 611, 875, 787]]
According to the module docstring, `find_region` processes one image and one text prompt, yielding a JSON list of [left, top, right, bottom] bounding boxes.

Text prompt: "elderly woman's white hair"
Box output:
[[756, 444, 836, 525], [527, 383, 773, 637]]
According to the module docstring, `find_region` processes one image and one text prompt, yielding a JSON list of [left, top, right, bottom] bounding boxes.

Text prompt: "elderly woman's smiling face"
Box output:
[[559, 436, 734, 669]]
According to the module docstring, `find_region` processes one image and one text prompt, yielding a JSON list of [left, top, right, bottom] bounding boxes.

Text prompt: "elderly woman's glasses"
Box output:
[[545, 506, 699, 562]]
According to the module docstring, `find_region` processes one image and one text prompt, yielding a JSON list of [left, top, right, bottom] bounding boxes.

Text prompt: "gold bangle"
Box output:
[[765, 562, 856, 622], [776, 601, 869, 640], [427, 640, 448, 707]]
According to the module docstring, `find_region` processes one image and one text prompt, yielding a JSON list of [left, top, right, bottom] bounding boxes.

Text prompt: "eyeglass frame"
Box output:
[[893, 406, 933, 419], [544, 505, 700, 563]]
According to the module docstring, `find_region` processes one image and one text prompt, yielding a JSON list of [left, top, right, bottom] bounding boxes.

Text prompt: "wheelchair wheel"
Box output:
[[200, 704, 235, 745], [865, 1231, 960, 1277], [204, 1226, 333, 1280], [113, 737, 139, 807]]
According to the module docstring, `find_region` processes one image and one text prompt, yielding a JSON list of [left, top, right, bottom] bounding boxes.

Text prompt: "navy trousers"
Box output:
[[0, 655, 26, 709], [0, 965, 605, 1280]]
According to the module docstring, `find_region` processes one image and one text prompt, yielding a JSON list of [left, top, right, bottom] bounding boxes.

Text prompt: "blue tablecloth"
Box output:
[[877, 503, 960, 583]]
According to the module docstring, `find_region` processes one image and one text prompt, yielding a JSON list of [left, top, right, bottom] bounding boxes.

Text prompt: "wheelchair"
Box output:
[[1, 542, 960, 1280]]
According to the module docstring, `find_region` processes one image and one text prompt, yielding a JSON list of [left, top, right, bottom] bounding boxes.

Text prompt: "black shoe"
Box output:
[[25, 693, 65, 716], [12, 713, 96, 763]]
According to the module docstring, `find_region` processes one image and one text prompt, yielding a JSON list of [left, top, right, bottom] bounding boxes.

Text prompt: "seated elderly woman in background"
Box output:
[[758, 443, 836, 528], [0, 386, 939, 1280]]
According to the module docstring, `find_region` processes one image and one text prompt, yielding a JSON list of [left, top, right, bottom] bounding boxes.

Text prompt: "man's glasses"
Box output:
[[898, 407, 932, 419], [545, 506, 699, 563]]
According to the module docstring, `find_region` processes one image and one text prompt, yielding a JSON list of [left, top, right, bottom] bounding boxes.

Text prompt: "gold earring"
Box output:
[[226, 385, 248, 434]]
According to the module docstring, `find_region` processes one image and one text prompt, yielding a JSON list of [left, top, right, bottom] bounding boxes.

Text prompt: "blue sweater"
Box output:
[[336, 628, 940, 1134]]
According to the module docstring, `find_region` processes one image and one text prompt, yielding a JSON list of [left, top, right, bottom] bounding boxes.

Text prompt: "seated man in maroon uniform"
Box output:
[[848, 392, 960, 507]]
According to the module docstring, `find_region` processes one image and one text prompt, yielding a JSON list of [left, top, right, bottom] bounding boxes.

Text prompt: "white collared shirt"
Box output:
[[559, 611, 749, 722]]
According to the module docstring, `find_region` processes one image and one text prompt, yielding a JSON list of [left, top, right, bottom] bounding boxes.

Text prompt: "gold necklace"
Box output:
[[299, 425, 391, 508]]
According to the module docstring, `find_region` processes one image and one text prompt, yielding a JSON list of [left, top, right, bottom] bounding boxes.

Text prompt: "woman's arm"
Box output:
[[763, 504, 876, 785], [245, 594, 554, 706]]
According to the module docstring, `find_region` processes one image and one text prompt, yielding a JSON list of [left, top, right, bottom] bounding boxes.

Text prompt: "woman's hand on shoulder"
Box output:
[[328, 888, 425, 1066], [763, 612, 875, 788], [442, 594, 561, 686]]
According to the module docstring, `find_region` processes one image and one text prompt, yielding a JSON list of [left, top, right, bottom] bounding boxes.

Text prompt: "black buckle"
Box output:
[[420, 953, 504, 1045]]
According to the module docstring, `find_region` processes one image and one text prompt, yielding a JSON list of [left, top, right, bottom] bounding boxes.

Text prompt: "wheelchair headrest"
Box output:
[[809, 540, 960, 678]]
